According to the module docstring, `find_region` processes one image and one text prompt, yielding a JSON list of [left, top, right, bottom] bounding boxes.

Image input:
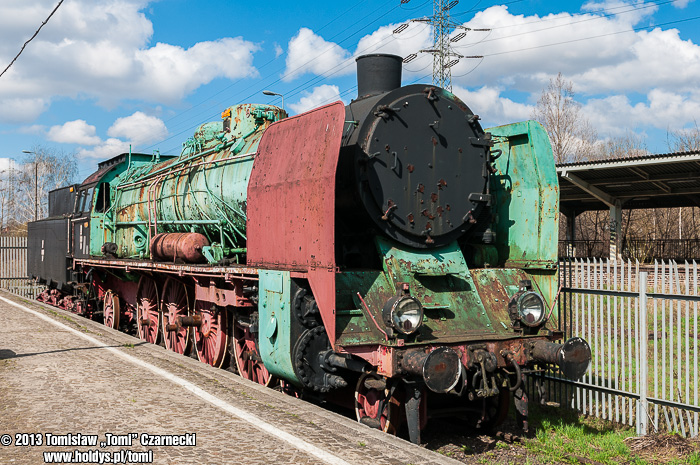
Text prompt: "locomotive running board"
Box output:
[[247, 101, 346, 349]]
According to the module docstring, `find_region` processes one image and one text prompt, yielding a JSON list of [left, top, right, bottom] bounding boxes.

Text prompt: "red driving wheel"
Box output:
[[136, 276, 160, 344], [161, 278, 192, 355], [193, 300, 228, 368], [232, 315, 274, 386]]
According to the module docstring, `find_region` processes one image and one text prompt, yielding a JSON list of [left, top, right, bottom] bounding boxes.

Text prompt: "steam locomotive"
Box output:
[[28, 54, 590, 443]]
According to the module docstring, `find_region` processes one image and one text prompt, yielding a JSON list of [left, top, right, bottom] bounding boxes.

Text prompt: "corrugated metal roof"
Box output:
[[557, 150, 700, 169], [556, 150, 700, 212]]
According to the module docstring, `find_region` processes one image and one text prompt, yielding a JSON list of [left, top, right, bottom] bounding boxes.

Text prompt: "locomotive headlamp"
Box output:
[[383, 283, 424, 336], [517, 291, 546, 327]]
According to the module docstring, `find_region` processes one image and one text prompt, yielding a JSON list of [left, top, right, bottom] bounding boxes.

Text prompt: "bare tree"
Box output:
[[598, 131, 649, 159], [11, 146, 78, 223], [532, 72, 598, 164], [667, 121, 700, 152]]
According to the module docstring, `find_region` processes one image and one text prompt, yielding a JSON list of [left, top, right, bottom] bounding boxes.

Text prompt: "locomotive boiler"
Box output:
[[28, 54, 591, 443]]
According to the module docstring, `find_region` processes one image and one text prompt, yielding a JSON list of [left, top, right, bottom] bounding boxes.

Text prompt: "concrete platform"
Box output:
[[0, 290, 460, 465]]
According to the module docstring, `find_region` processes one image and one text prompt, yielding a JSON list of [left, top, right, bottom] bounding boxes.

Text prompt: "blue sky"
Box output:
[[1, 0, 699, 182]]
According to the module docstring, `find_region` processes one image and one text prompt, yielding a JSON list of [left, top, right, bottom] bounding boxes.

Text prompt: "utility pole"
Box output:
[[35, 161, 38, 221], [430, 0, 457, 90], [22, 150, 38, 221], [400, 0, 489, 92]]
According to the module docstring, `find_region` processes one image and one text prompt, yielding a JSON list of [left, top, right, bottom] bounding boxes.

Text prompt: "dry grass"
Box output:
[[625, 434, 700, 464]]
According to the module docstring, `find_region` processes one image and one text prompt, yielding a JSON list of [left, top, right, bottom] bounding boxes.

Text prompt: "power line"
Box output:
[[147, 0, 515, 152], [143, 0, 407, 152], [138, 0, 697, 156], [400, 0, 490, 91], [158, 0, 379, 128], [482, 14, 700, 58], [458, 0, 679, 47], [0, 0, 65, 79], [144, 0, 401, 150]]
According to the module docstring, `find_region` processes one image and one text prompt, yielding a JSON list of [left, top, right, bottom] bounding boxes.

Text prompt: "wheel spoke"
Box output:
[[137, 277, 160, 344], [103, 291, 119, 330], [160, 278, 191, 355], [193, 301, 228, 368], [232, 317, 273, 386], [355, 374, 401, 435]]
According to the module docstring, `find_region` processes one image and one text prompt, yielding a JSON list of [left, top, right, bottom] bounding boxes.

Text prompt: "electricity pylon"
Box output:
[[399, 0, 488, 92]]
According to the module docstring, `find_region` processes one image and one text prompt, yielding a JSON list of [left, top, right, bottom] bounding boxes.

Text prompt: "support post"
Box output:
[[404, 383, 423, 444], [637, 271, 649, 436], [565, 210, 577, 257], [609, 200, 622, 261]]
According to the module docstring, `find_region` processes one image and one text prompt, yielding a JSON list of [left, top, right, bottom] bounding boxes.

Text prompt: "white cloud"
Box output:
[[48, 120, 101, 145], [17, 125, 46, 135], [452, 85, 535, 128], [283, 28, 351, 81], [107, 111, 167, 145], [443, 4, 700, 98], [355, 22, 432, 60], [0, 158, 20, 173], [582, 1, 658, 26], [288, 85, 342, 114], [0, 0, 260, 122], [584, 90, 700, 135], [571, 28, 700, 94], [0, 98, 49, 123], [132, 38, 259, 103], [77, 138, 131, 161], [671, 0, 694, 7]]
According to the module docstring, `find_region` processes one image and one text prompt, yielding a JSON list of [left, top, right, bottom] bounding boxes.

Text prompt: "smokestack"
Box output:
[[355, 54, 403, 99]]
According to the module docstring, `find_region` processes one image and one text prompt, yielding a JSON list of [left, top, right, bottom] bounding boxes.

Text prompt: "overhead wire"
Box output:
[[473, 0, 676, 29], [146, 0, 413, 153], [399, 0, 432, 11], [0, 0, 65, 79], [145, 0, 402, 151], [481, 14, 700, 57], [146, 0, 694, 156], [159, 0, 375, 128], [456, 0, 679, 47], [264, 0, 697, 108]]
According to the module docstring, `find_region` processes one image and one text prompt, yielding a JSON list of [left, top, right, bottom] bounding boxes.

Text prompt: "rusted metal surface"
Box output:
[[193, 277, 253, 307], [400, 347, 462, 393], [160, 278, 193, 355], [341, 82, 490, 249], [531, 337, 591, 380], [181, 314, 203, 327], [109, 104, 284, 259], [375, 237, 496, 340], [80, 163, 114, 186], [488, 121, 559, 271], [247, 101, 345, 348], [342, 333, 561, 379], [150, 232, 209, 263], [75, 258, 259, 279], [470, 268, 533, 334], [335, 270, 394, 346]]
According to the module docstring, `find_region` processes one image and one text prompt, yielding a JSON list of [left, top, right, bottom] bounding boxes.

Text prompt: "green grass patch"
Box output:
[[525, 405, 699, 464]]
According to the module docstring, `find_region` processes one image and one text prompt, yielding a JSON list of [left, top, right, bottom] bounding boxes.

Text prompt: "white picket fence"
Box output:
[[0, 236, 41, 299], [548, 259, 699, 437]]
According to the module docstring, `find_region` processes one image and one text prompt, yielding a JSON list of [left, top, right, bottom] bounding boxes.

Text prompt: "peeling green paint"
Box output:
[[487, 120, 559, 270], [99, 104, 285, 260]]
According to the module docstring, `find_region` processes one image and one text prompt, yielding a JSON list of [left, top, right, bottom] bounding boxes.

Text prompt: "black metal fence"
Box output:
[[559, 239, 700, 262]]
